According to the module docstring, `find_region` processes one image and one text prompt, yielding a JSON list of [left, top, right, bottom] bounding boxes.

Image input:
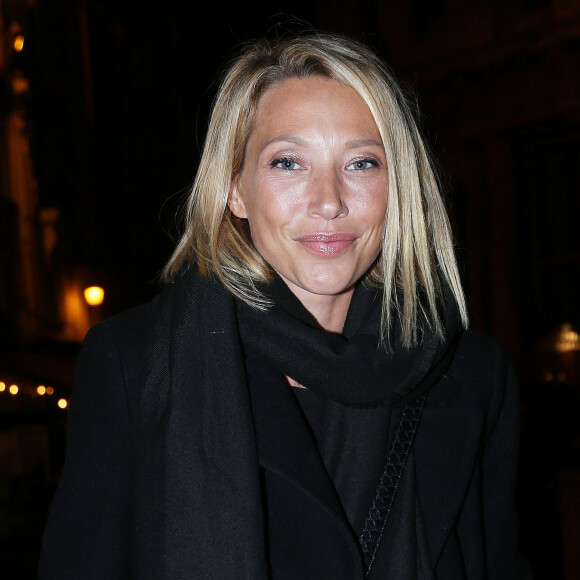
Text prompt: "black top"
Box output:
[[292, 387, 394, 534], [243, 348, 395, 536]]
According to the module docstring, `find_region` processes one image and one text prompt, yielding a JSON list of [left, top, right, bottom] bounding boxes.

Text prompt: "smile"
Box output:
[[295, 234, 357, 256]]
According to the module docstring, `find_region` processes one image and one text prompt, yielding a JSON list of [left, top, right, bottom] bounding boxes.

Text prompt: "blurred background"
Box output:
[[0, 0, 579, 577]]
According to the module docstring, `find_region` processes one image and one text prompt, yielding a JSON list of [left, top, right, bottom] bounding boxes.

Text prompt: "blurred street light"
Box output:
[[84, 286, 104, 306]]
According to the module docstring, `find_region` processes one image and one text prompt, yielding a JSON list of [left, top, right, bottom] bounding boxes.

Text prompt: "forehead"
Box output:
[[249, 76, 381, 142]]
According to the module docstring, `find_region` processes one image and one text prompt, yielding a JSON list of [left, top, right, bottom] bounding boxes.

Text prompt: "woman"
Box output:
[[40, 33, 527, 578]]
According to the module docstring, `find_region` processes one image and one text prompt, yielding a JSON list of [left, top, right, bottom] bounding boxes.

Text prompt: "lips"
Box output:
[[295, 233, 357, 255]]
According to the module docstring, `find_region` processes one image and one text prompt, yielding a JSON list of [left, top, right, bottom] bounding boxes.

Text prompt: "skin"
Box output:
[[229, 76, 389, 335]]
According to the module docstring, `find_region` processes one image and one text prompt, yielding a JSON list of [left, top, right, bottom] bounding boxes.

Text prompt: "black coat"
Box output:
[[40, 268, 528, 578]]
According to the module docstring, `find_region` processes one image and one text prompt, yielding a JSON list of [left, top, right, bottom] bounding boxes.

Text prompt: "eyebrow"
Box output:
[[262, 136, 307, 150], [344, 138, 384, 149], [261, 136, 384, 151]]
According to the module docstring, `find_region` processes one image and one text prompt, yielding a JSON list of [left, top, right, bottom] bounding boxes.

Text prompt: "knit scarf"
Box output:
[[236, 276, 460, 407]]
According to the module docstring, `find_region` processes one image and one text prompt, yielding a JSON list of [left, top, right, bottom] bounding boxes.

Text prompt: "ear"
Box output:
[[228, 177, 248, 219]]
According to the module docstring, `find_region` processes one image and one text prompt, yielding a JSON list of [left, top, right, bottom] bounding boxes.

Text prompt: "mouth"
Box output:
[[295, 233, 357, 256]]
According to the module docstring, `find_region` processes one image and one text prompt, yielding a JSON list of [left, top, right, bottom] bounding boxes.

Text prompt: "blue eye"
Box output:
[[347, 159, 377, 170], [271, 157, 300, 170]]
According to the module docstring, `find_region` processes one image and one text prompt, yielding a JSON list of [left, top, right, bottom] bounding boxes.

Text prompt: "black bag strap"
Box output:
[[359, 392, 427, 576]]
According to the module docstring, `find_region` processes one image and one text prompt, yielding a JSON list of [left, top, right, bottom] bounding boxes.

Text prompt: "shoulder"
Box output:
[[454, 330, 510, 374], [85, 266, 231, 348], [76, 267, 230, 386], [447, 329, 515, 385], [442, 330, 518, 431], [79, 302, 156, 372], [75, 281, 176, 397], [453, 329, 511, 364], [68, 303, 156, 419], [80, 267, 199, 363], [91, 301, 155, 346]]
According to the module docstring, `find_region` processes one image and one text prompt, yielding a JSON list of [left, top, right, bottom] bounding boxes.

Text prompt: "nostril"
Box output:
[[309, 190, 348, 219], [310, 202, 347, 220]]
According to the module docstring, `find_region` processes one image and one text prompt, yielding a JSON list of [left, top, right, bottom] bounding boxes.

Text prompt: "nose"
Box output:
[[308, 169, 348, 220]]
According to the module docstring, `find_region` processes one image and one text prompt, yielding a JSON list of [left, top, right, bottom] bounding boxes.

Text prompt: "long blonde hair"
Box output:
[[163, 32, 468, 346]]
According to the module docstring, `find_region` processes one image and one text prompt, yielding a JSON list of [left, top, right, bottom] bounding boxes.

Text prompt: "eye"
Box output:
[[271, 157, 301, 170], [347, 159, 378, 170]]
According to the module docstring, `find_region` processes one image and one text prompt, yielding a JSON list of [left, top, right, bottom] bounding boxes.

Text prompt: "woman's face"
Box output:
[[229, 76, 388, 307]]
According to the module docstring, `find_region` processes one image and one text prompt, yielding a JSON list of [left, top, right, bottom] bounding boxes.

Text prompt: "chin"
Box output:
[[295, 272, 357, 297]]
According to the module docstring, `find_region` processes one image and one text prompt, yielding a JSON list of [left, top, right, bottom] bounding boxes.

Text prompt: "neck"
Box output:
[[283, 283, 354, 334]]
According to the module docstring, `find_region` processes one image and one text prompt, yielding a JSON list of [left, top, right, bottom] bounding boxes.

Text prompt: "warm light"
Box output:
[[11, 75, 29, 94], [555, 324, 580, 353], [13, 35, 24, 52], [46, 386, 54, 395], [84, 286, 105, 306], [9, 384, 18, 395], [57, 398, 68, 409], [0, 382, 5, 392], [37, 385, 46, 395], [63, 279, 90, 340]]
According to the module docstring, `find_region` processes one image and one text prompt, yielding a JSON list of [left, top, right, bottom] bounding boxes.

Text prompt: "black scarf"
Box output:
[[236, 276, 461, 407]]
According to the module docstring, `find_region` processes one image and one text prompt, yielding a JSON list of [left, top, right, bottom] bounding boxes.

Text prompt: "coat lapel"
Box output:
[[248, 363, 365, 578], [414, 404, 485, 567], [248, 368, 349, 525]]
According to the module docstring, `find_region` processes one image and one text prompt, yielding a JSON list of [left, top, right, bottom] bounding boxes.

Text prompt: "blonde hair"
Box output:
[[163, 32, 468, 346]]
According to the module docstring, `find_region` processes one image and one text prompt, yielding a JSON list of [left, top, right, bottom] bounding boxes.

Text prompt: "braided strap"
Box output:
[[359, 392, 427, 575]]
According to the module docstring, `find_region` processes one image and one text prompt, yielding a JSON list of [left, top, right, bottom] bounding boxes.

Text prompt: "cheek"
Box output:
[[245, 180, 304, 228], [350, 189, 388, 228], [259, 177, 305, 210], [345, 172, 388, 206], [244, 204, 284, 252], [367, 181, 389, 220]]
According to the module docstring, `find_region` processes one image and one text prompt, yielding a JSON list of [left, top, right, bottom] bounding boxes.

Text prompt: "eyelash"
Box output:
[[347, 159, 379, 170], [270, 157, 300, 170], [270, 157, 380, 171]]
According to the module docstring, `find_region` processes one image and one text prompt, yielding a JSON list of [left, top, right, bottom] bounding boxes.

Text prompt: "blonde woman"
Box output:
[[40, 33, 528, 578]]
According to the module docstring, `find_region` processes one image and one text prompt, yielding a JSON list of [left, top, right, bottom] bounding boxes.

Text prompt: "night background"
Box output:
[[1, 0, 580, 577]]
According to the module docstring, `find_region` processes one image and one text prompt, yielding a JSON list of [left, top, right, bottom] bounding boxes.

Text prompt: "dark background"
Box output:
[[1, 0, 579, 577]]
